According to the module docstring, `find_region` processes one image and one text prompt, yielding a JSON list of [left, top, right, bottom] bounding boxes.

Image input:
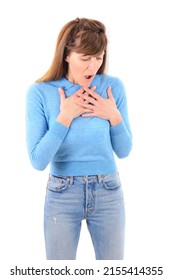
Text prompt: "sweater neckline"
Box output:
[[53, 77, 81, 90], [49, 75, 99, 90]]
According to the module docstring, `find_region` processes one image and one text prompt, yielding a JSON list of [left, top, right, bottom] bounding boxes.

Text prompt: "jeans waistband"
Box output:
[[49, 174, 105, 185]]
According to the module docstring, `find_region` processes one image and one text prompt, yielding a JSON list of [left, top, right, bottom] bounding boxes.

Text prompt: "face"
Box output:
[[65, 51, 104, 87]]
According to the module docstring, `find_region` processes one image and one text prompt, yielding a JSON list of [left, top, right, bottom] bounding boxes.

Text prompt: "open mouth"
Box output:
[[85, 75, 93, 80]]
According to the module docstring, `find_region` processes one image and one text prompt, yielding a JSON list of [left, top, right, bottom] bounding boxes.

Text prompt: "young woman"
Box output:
[[26, 17, 132, 260]]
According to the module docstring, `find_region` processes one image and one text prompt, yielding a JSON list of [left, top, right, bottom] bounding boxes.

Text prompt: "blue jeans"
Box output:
[[44, 172, 125, 260]]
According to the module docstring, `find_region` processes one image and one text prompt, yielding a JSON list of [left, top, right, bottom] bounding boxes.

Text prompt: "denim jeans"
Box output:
[[44, 172, 125, 260]]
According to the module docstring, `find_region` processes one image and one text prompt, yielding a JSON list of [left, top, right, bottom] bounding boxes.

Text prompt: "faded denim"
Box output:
[[44, 172, 125, 260]]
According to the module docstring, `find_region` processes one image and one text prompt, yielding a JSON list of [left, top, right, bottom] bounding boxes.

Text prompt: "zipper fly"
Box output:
[[84, 176, 96, 218]]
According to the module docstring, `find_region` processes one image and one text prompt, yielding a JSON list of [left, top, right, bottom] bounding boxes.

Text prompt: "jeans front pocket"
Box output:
[[102, 172, 121, 191], [47, 175, 68, 192]]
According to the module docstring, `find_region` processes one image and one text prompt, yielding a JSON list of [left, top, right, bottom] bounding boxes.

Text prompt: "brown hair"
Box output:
[[36, 18, 108, 83]]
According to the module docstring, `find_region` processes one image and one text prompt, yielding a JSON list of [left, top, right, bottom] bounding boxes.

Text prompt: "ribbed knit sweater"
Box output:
[[26, 74, 132, 176]]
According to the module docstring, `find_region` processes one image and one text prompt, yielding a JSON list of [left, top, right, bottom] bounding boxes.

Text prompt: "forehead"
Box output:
[[70, 51, 105, 57], [81, 51, 105, 56]]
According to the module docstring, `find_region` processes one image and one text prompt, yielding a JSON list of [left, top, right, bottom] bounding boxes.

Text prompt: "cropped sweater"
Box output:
[[26, 74, 132, 176]]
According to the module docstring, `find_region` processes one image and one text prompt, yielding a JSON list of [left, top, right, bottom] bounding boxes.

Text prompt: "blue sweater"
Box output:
[[26, 74, 132, 176]]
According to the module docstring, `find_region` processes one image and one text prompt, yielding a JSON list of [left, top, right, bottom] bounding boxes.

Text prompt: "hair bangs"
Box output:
[[71, 30, 107, 56]]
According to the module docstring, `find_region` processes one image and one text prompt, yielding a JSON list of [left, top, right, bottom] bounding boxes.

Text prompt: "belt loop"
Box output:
[[98, 175, 102, 184], [70, 176, 73, 185], [67, 176, 71, 186], [85, 176, 88, 184]]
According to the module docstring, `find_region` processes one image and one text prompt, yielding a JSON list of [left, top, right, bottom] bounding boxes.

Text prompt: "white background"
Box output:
[[0, 0, 172, 277]]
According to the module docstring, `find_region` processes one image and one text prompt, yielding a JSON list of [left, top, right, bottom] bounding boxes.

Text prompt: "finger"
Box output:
[[76, 86, 96, 98], [82, 112, 95, 117], [58, 87, 66, 102], [77, 94, 97, 105], [107, 86, 114, 100], [82, 108, 94, 113], [75, 87, 85, 97], [90, 86, 96, 91], [83, 87, 100, 100], [77, 102, 95, 110]]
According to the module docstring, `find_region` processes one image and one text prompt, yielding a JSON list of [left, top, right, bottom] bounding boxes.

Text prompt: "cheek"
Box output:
[[98, 60, 103, 69], [71, 63, 83, 74]]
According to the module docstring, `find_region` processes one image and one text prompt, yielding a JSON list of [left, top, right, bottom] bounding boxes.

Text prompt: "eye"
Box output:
[[96, 56, 103, 60], [81, 57, 91, 61]]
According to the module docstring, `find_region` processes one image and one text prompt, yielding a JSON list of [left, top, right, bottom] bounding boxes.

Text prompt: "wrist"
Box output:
[[56, 113, 73, 128], [109, 114, 122, 126]]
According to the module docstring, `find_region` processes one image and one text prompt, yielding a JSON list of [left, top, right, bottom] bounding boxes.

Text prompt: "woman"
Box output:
[[26, 17, 132, 260]]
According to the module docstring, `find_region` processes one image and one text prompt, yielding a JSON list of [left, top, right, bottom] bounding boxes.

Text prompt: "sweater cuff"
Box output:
[[49, 121, 69, 138], [110, 121, 126, 136]]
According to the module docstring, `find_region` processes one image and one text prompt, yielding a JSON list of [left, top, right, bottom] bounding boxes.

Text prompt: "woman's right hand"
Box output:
[[56, 87, 95, 127]]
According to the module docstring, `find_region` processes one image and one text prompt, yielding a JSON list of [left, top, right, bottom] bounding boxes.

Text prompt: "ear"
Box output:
[[65, 56, 69, 63]]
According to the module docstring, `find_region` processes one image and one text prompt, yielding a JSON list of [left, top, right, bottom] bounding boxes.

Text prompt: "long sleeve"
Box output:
[[110, 78, 132, 158], [26, 76, 132, 176], [26, 85, 69, 170]]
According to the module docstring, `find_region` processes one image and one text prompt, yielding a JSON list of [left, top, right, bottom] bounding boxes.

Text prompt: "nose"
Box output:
[[87, 58, 98, 72]]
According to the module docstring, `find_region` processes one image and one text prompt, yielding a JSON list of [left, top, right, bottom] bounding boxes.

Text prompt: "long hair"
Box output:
[[36, 18, 108, 83]]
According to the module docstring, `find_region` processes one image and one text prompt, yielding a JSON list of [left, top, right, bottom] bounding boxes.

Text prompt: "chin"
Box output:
[[83, 82, 91, 87], [77, 82, 91, 87], [76, 75, 95, 87], [80, 79, 93, 87]]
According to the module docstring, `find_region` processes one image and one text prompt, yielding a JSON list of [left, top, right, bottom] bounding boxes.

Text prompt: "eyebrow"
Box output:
[[81, 52, 105, 57]]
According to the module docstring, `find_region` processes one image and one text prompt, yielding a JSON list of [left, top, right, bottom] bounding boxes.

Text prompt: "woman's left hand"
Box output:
[[76, 86, 122, 126]]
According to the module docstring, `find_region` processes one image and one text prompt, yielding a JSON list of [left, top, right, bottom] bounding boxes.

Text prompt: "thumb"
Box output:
[[58, 87, 66, 102], [107, 86, 114, 100]]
